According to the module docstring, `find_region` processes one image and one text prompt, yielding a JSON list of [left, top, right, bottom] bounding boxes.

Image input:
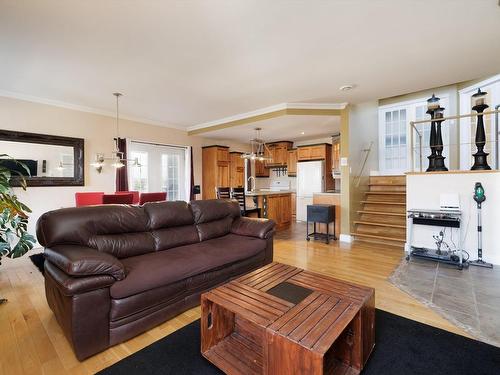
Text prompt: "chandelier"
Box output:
[[91, 93, 141, 173], [241, 127, 273, 162]]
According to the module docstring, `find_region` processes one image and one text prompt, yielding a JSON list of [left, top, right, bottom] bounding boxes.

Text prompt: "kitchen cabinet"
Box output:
[[229, 152, 245, 188], [258, 193, 292, 229], [291, 192, 296, 219], [297, 143, 334, 191], [266, 141, 293, 167], [255, 159, 269, 177], [297, 144, 329, 161], [287, 149, 297, 176], [202, 145, 230, 199], [332, 137, 340, 173]]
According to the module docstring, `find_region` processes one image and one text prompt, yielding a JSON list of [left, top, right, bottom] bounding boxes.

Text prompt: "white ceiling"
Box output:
[[1, 1, 500, 128], [203, 114, 340, 143]]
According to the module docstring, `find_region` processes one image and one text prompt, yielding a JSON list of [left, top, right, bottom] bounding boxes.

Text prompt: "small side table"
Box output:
[[306, 204, 337, 244]]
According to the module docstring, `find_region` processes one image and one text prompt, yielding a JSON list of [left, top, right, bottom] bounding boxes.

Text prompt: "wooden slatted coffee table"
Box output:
[[201, 262, 375, 375]]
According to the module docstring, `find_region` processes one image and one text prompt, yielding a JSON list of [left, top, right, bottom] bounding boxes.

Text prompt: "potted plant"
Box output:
[[0, 155, 36, 304]]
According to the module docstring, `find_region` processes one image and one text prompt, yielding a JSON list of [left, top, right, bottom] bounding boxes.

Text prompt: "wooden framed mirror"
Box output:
[[0, 129, 84, 187]]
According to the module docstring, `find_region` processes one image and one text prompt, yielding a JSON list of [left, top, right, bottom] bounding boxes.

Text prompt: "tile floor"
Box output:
[[390, 258, 500, 347]]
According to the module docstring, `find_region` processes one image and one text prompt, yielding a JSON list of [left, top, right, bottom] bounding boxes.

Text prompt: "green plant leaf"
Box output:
[[0, 155, 34, 262]]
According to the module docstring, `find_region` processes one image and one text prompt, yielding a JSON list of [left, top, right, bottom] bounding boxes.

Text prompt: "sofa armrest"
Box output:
[[231, 217, 276, 239], [45, 261, 115, 296], [44, 245, 126, 280]]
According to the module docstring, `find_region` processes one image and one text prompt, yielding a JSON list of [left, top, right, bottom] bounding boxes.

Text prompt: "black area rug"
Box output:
[[29, 253, 45, 275], [98, 309, 500, 375]]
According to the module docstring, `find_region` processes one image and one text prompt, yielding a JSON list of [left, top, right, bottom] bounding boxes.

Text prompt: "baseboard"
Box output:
[[339, 234, 352, 243]]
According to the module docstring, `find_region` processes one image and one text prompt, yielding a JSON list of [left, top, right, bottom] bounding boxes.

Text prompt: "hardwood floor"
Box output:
[[0, 223, 467, 374]]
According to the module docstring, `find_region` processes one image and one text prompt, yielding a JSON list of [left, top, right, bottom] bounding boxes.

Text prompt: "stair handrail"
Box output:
[[354, 141, 374, 187]]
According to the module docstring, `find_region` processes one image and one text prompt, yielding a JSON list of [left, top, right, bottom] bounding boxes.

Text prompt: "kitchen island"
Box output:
[[246, 190, 293, 230]]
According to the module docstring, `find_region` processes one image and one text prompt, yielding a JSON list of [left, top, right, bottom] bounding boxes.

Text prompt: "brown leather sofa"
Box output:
[[36, 199, 275, 360]]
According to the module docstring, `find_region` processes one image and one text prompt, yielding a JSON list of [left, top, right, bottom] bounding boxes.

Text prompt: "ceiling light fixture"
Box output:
[[339, 84, 355, 91], [300, 131, 305, 135], [241, 127, 273, 162], [91, 93, 141, 173]]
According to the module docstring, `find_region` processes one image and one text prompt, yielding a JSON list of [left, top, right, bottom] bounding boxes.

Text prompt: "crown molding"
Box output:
[[187, 102, 347, 135], [0, 89, 187, 131]]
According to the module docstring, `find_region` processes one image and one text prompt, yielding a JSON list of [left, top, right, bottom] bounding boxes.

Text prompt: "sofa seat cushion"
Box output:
[[110, 234, 266, 299], [109, 252, 266, 323]]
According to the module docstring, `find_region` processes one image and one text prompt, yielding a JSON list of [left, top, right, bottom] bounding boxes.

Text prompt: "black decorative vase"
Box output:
[[471, 103, 491, 170]]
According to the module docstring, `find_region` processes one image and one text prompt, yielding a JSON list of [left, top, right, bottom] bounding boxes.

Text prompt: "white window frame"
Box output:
[[128, 140, 190, 201], [458, 74, 500, 170], [378, 96, 449, 174]]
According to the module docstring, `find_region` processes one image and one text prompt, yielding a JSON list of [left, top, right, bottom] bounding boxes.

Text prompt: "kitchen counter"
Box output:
[[314, 191, 341, 195], [246, 190, 295, 196]]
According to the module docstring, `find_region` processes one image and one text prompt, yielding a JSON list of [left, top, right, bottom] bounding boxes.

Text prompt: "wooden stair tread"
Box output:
[[357, 210, 406, 217], [353, 221, 406, 229], [351, 232, 406, 242], [360, 201, 406, 205], [365, 192, 406, 195]]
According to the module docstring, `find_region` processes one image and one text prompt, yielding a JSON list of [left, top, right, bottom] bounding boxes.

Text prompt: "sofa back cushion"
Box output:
[[190, 199, 240, 241], [144, 201, 199, 250], [36, 199, 239, 258], [37, 205, 149, 246]]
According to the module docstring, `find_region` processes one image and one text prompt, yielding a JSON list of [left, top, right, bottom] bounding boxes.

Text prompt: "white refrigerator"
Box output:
[[296, 160, 325, 222]]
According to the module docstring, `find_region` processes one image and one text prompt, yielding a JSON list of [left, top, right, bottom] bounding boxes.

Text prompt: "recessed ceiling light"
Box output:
[[300, 131, 305, 135], [339, 84, 355, 91]]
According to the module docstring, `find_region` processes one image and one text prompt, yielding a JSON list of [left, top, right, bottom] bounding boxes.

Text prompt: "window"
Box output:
[[129, 151, 149, 192], [379, 97, 449, 174], [162, 154, 180, 200], [128, 141, 189, 201], [459, 74, 500, 169]]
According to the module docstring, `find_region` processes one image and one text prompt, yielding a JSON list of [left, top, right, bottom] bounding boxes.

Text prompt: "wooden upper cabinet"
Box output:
[[297, 146, 312, 161], [217, 147, 229, 162], [332, 141, 340, 173], [297, 143, 334, 191], [266, 141, 293, 166], [255, 159, 269, 177], [229, 152, 245, 188], [202, 145, 230, 199], [287, 149, 297, 175], [297, 144, 329, 161]]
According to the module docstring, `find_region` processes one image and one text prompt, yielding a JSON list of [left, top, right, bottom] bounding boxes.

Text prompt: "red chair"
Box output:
[[115, 191, 140, 204], [75, 192, 104, 207], [139, 192, 167, 205], [102, 193, 134, 205]]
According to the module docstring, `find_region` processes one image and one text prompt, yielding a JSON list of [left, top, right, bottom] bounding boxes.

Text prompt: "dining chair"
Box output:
[[216, 187, 231, 199], [75, 192, 104, 207], [139, 192, 167, 205], [115, 190, 140, 204], [231, 187, 261, 217], [102, 193, 134, 204]]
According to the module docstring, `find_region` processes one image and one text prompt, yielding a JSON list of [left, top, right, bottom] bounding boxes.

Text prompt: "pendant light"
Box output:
[[241, 127, 273, 162], [91, 93, 140, 173]]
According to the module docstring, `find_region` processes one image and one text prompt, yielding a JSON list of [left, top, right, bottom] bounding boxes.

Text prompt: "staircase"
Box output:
[[351, 175, 406, 246]]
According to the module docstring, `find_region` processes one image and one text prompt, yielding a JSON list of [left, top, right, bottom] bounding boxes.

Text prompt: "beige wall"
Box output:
[[348, 101, 379, 232], [0, 96, 249, 235]]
